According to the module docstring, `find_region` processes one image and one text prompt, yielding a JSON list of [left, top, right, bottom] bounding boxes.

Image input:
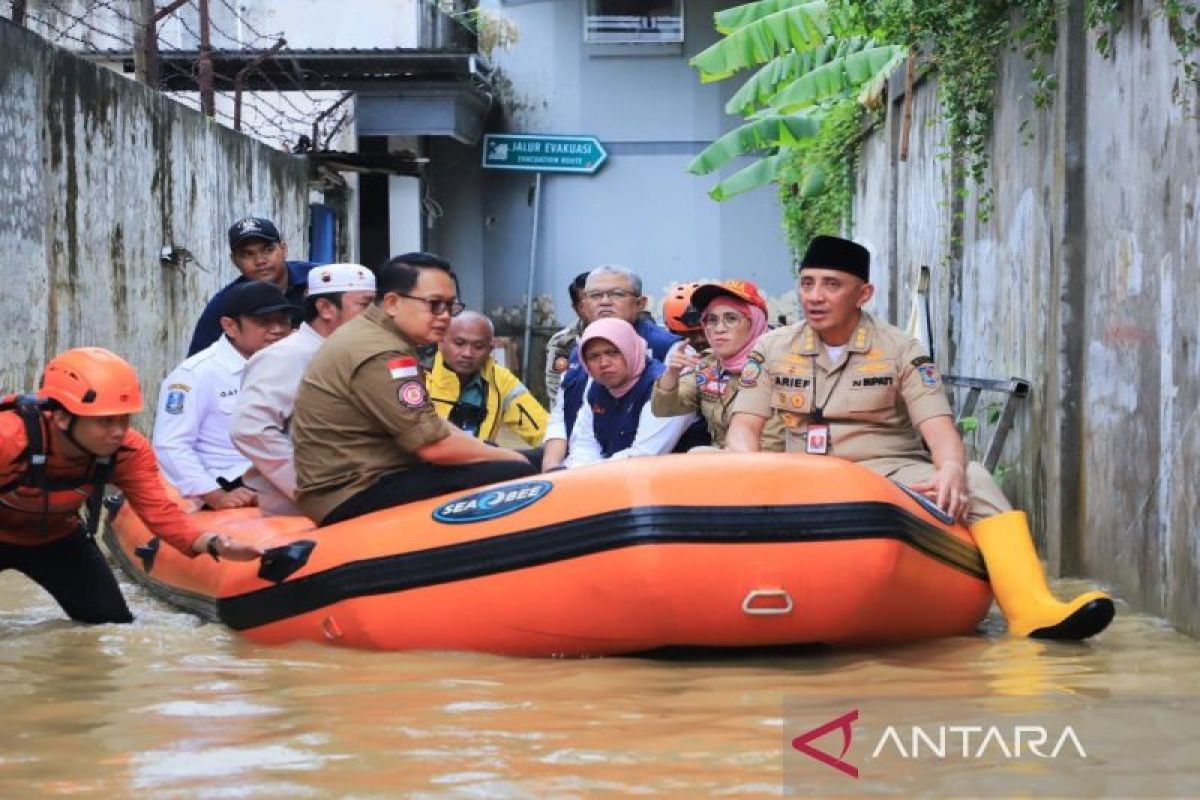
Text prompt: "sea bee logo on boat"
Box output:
[[432, 480, 553, 524]]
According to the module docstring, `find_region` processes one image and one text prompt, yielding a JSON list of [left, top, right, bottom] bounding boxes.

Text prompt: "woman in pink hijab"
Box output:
[[651, 280, 786, 451], [562, 318, 697, 468]]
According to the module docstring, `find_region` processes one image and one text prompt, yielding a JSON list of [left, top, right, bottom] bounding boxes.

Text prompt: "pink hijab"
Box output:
[[703, 296, 769, 372], [578, 318, 648, 398]]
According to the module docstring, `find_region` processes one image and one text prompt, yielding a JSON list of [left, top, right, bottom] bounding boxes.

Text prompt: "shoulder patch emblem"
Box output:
[[739, 356, 764, 388], [164, 385, 189, 415], [398, 381, 429, 408], [917, 363, 941, 387]]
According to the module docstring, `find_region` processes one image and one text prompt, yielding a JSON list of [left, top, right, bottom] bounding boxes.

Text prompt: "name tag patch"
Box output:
[[852, 376, 894, 388], [773, 375, 811, 389]]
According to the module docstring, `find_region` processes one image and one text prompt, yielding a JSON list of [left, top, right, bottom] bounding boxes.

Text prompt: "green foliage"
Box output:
[[768, 45, 907, 113], [708, 154, 787, 202], [727, 36, 874, 115], [777, 98, 864, 252], [1087, 0, 1124, 57], [688, 1, 901, 207], [694, 0, 1200, 255], [715, 0, 825, 35], [691, 2, 831, 81], [1157, 1, 1200, 108], [1086, 2, 1200, 110], [686, 113, 823, 176]]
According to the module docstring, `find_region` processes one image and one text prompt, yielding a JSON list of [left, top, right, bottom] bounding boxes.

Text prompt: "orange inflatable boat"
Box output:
[[103, 454, 993, 656]]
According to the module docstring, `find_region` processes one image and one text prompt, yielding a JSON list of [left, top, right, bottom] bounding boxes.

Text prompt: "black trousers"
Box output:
[[0, 531, 134, 624], [321, 458, 538, 526]]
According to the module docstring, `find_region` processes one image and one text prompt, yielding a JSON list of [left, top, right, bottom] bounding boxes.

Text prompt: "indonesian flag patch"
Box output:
[[388, 355, 419, 380]]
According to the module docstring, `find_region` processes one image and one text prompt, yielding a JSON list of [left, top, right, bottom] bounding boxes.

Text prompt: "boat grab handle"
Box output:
[[258, 539, 317, 584], [741, 589, 794, 615]]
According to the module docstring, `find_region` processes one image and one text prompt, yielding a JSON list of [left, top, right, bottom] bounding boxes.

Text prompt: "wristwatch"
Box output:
[[206, 536, 221, 561]]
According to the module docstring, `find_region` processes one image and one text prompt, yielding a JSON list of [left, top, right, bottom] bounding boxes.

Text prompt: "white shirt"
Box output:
[[152, 335, 252, 497], [231, 323, 323, 517], [563, 377, 697, 469], [545, 385, 568, 443]]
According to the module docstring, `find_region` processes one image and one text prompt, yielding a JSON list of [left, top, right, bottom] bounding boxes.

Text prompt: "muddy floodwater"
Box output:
[[2, 570, 1198, 798]]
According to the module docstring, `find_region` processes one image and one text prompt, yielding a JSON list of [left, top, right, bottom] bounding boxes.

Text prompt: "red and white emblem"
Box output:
[[388, 355, 419, 380]]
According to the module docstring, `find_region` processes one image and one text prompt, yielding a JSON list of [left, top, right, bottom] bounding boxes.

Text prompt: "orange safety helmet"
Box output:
[[38, 347, 143, 416], [662, 281, 703, 333]]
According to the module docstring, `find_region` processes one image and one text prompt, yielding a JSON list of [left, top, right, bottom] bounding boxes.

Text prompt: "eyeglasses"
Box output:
[[583, 288, 638, 301], [700, 312, 750, 329], [396, 293, 465, 317]]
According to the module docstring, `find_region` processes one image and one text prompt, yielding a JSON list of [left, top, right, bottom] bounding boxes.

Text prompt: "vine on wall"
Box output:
[[782, 0, 1198, 246], [778, 98, 865, 255]]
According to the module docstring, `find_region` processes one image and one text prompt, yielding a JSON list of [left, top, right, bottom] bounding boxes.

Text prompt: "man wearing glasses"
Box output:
[[291, 252, 535, 526], [541, 266, 682, 471]]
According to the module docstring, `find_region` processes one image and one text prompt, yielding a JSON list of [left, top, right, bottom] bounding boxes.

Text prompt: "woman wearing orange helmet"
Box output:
[[0, 348, 261, 624]]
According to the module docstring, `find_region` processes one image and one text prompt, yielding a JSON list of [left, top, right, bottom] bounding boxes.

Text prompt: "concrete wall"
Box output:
[[850, 2, 1200, 635], [0, 20, 309, 420], [427, 0, 796, 328]]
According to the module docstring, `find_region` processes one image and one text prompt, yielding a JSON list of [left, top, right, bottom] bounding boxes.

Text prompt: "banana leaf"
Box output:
[[768, 45, 907, 114], [689, 3, 831, 82], [707, 153, 786, 201], [686, 112, 822, 175], [724, 36, 877, 115], [714, 0, 823, 35]]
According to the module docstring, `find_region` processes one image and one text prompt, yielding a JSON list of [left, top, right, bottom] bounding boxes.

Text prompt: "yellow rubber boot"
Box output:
[[970, 511, 1114, 640]]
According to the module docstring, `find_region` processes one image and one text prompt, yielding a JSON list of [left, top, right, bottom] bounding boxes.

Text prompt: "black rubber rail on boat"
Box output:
[[218, 501, 987, 631]]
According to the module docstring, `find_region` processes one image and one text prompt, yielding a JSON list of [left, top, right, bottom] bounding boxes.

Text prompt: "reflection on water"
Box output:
[[1, 570, 1198, 798]]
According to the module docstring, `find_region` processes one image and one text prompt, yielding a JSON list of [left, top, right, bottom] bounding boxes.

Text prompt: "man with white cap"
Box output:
[[231, 264, 376, 516]]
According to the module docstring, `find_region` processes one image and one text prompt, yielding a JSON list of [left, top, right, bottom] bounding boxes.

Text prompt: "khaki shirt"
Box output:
[[292, 305, 452, 522], [544, 320, 582, 405], [729, 312, 952, 461], [651, 352, 786, 451]]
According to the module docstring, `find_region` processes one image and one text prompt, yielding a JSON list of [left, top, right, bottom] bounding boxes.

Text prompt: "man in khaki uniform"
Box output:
[[651, 279, 785, 451], [292, 252, 535, 526], [544, 271, 591, 406], [727, 235, 1114, 640]]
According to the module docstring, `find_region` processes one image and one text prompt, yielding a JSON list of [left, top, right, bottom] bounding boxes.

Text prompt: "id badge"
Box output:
[[805, 421, 830, 455]]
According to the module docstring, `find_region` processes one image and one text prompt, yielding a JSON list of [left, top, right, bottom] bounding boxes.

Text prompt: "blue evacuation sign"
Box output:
[[482, 133, 608, 174]]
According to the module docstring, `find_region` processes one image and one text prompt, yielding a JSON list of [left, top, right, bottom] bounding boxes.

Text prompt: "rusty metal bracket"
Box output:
[[942, 375, 1032, 473]]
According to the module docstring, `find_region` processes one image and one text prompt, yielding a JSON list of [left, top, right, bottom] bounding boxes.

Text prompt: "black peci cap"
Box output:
[[800, 235, 871, 282]]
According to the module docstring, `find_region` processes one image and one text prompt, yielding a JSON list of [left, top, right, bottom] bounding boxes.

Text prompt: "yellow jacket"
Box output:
[[426, 352, 548, 446]]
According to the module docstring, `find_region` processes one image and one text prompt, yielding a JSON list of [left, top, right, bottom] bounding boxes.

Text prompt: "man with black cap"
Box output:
[[155, 281, 299, 510], [231, 264, 376, 517], [186, 216, 315, 356], [726, 234, 1115, 641]]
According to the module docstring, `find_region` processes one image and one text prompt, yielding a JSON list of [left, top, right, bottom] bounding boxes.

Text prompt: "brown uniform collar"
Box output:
[[362, 303, 417, 352], [795, 311, 876, 356]]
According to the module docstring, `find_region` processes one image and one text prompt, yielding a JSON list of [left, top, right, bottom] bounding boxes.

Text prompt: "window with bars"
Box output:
[[584, 0, 683, 44]]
